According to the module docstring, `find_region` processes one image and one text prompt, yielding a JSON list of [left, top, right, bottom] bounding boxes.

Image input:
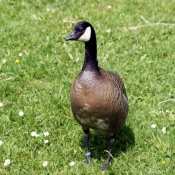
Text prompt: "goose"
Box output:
[[65, 21, 129, 171]]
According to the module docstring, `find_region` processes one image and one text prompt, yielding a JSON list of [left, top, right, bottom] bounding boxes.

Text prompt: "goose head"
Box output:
[[65, 21, 94, 42], [65, 21, 98, 71]]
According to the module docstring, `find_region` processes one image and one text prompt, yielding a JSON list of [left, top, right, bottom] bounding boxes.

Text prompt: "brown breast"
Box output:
[[70, 68, 128, 134]]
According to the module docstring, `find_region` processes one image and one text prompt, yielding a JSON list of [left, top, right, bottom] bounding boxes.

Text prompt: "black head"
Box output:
[[65, 21, 93, 42]]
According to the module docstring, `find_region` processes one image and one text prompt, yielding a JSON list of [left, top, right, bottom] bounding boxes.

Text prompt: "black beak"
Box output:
[[65, 31, 76, 41]]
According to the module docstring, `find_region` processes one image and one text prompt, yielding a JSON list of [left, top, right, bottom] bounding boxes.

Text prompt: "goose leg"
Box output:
[[83, 129, 91, 164], [101, 134, 116, 171]]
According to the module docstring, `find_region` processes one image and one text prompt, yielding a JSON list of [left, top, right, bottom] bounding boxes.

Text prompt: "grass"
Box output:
[[0, 0, 175, 174]]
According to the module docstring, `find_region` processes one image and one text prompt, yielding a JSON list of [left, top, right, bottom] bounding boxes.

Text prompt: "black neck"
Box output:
[[82, 32, 99, 72]]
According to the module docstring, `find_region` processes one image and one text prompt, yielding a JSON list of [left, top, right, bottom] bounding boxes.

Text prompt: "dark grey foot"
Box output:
[[101, 163, 108, 171], [86, 155, 92, 164], [100, 134, 116, 171]]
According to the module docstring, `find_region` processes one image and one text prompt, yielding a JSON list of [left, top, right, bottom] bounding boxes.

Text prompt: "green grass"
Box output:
[[0, 0, 175, 174]]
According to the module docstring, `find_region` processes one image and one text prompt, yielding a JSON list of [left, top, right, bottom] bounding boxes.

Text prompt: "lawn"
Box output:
[[0, 0, 175, 174]]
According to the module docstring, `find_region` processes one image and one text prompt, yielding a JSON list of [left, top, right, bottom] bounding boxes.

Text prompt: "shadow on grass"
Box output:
[[79, 124, 135, 169]]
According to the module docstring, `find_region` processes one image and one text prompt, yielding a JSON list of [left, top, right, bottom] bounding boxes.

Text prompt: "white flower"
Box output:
[[18, 53, 23, 57], [44, 140, 49, 144], [76, 58, 79, 62], [2, 59, 7, 64], [0, 140, 3, 146], [69, 161, 76, 166], [162, 127, 166, 134], [31, 131, 37, 136], [107, 5, 112, 9], [32, 14, 37, 20], [0, 102, 4, 107], [19, 111, 24, 116], [31, 131, 40, 137], [151, 124, 157, 128], [106, 29, 111, 33], [43, 132, 49, 137], [46, 8, 50, 12], [43, 161, 48, 167], [166, 109, 169, 113], [4, 159, 11, 166], [105, 54, 109, 58]]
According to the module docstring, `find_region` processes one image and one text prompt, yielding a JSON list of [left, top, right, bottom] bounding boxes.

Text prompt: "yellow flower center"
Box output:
[[15, 59, 19, 63]]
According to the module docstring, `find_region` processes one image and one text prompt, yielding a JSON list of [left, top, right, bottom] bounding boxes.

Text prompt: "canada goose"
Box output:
[[65, 21, 129, 170]]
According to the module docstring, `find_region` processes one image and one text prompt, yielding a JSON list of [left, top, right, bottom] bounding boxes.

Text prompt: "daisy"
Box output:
[[19, 111, 24, 116], [43, 132, 49, 137], [69, 161, 76, 166], [0, 140, 3, 146], [31, 131, 40, 137], [106, 29, 111, 33], [162, 127, 166, 134], [2, 59, 7, 64], [76, 58, 79, 62], [44, 140, 49, 144], [151, 124, 157, 129], [4, 159, 11, 166], [43, 161, 48, 167], [46, 8, 50, 12], [0, 102, 4, 107]]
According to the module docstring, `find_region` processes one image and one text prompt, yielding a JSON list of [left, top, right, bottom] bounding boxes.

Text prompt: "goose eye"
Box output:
[[78, 27, 84, 32]]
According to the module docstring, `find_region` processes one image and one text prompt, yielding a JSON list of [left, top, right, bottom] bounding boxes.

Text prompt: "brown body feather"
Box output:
[[71, 68, 128, 135]]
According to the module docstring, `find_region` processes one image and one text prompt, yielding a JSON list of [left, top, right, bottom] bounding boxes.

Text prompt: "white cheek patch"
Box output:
[[78, 26, 91, 42]]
